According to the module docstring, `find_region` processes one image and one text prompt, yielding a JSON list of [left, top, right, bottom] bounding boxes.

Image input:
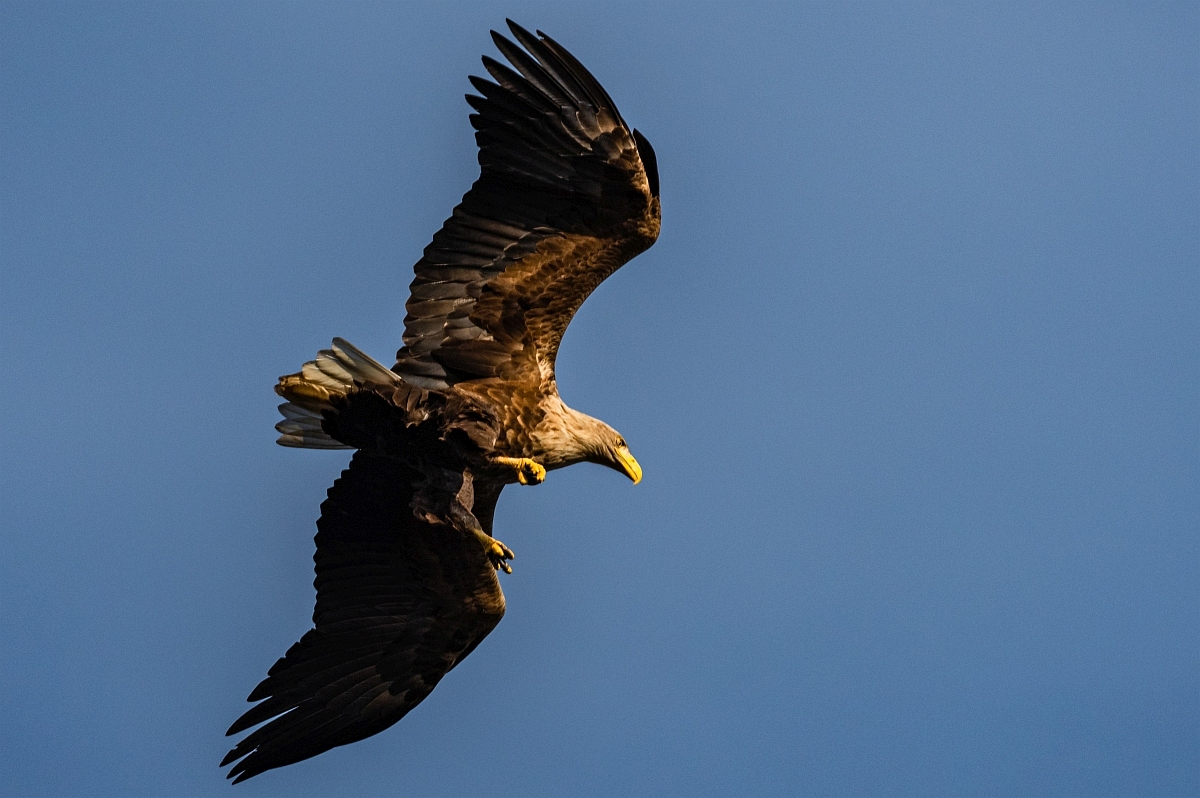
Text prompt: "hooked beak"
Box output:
[[614, 446, 642, 484]]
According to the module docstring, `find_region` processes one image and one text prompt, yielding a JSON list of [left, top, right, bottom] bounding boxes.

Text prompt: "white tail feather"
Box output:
[[277, 403, 322, 422], [300, 361, 344, 391], [276, 417, 323, 434], [277, 431, 355, 449], [314, 352, 354, 384], [329, 338, 400, 385], [274, 338, 401, 450]]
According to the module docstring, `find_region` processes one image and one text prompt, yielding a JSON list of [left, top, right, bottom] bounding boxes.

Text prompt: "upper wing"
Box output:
[[222, 454, 505, 783], [394, 20, 661, 389]]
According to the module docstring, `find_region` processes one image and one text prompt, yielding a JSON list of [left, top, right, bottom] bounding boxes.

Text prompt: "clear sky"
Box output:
[[2, 2, 1196, 796]]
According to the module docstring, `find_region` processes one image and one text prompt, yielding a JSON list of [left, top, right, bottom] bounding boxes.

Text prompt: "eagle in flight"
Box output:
[[222, 21, 660, 783]]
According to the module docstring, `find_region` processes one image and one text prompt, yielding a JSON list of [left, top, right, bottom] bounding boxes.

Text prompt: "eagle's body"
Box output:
[[223, 22, 659, 783]]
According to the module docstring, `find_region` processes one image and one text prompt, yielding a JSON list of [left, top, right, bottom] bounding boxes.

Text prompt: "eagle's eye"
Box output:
[[616, 437, 627, 448]]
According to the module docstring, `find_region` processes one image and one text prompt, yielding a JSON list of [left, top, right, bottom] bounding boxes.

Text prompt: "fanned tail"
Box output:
[[274, 338, 401, 449]]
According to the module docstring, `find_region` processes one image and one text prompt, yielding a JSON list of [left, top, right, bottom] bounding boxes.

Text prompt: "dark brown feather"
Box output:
[[394, 20, 661, 390], [222, 454, 505, 783]]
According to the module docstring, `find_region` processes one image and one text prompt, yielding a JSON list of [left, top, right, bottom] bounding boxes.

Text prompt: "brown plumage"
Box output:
[[223, 20, 659, 783]]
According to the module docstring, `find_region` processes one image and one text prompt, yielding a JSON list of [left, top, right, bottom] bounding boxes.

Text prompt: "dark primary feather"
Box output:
[[222, 454, 505, 783], [395, 20, 661, 389]]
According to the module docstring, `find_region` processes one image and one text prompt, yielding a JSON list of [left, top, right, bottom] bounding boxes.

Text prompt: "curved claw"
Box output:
[[516, 460, 546, 486], [483, 537, 515, 574]]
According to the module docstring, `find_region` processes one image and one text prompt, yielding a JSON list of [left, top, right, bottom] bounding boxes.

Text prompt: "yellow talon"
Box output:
[[496, 457, 546, 485], [481, 536, 515, 573], [518, 460, 546, 485]]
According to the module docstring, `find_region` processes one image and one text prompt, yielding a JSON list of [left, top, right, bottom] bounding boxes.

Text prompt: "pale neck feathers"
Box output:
[[533, 397, 618, 470]]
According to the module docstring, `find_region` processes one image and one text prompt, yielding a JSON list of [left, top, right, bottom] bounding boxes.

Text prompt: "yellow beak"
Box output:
[[615, 446, 642, 484]]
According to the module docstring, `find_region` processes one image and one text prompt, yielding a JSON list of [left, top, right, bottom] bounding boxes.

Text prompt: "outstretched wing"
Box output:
[[394, 20, 661, 390], [222, 454, 506, 783]]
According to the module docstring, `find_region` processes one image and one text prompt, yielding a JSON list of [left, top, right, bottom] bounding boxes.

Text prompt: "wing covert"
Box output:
[[394, 20, 661, 389]]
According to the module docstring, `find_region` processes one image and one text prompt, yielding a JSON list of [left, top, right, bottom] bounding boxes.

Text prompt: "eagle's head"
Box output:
[[557, 406, 642, 484], [596, 430, 642, 485]]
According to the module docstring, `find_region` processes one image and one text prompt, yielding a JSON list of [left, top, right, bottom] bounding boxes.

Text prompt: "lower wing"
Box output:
[[222, 453, 506, 782]]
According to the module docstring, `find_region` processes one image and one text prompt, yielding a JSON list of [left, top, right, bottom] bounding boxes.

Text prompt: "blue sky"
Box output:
[[2, 2, 1196, 795]]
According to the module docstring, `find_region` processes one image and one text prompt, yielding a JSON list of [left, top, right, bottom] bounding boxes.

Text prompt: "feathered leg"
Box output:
[[413, 467, 515, 573]]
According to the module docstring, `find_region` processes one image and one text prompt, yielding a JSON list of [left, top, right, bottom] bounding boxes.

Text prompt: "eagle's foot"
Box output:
[[495, 456, 546, 486], [472, 527, 515, 573]]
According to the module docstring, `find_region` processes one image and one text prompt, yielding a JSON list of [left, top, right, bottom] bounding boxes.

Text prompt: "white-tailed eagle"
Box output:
[[223, 20, 660, 782]]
